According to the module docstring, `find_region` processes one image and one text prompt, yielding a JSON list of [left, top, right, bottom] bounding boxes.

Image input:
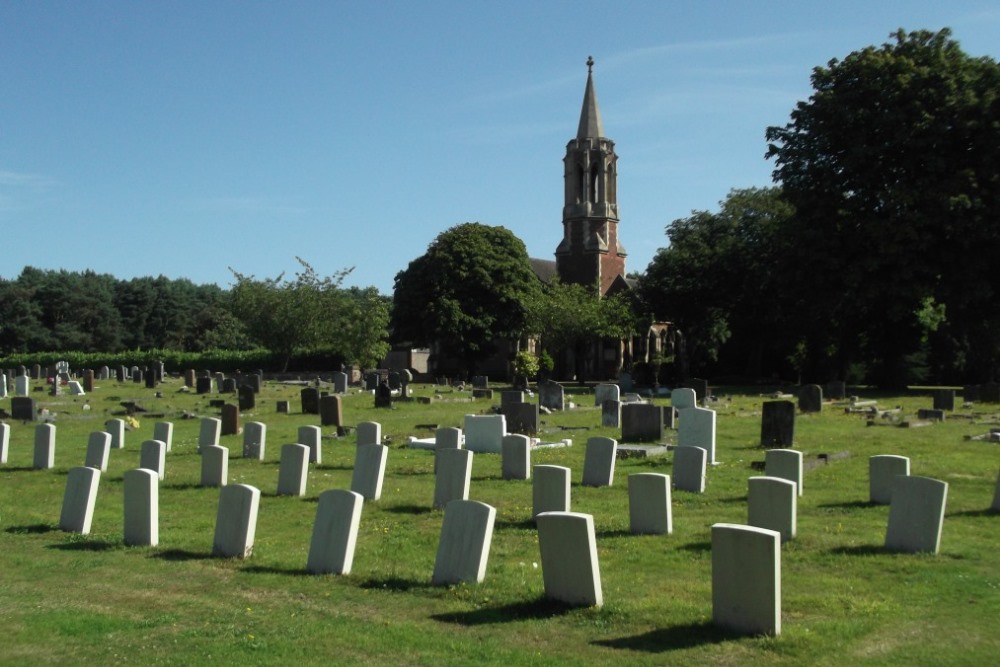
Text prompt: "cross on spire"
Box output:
[[587, 55, 594, 74]]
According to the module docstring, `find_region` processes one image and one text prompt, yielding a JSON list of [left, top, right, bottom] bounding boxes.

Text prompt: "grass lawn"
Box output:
[[1, 377, 998, 666]]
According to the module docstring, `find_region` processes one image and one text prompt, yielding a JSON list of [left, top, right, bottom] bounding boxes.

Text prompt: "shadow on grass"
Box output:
[[47, 539, 118, 552], [152, 548, 214, 561], [947, 508, 999, 518], [162, 482, 212, 491], [593, 621, 741, 652], [717, 495, 748, 504], [431, 597, 577, 625], [596, 529, 636, 539], [678, 541, 711, 553], [314, 464, 353, 472], [817, 500, 877, 509], [359, 576, 430, 592], [829, 544, 884, 556], [494, 518, 536, 531], [471, 475, 502, 482], [0, 466, 38, 473], [241, 564, 312, 577], [5, 523, 56, 534], [385, 504, 433, 515]]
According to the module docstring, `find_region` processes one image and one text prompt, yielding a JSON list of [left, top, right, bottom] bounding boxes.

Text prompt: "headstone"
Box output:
[[277, 444, 310, 496], [672, 387, 697, 410], [276, 400, 289, 414], [628, 473, 672, 535], [532, 465, 571, 517], [238, 385, 255, 411], [673, 445, 707, 493], [298, 425, 322, 464], [300, 387, 320, 414], [538, 380, 566, 411], [242, 421, 267, 460], [31, 364, 41, 380], [501, 434, 531, 481], [364, 372, 379, 391], [132, 369, 144, 384], [433, 448, 473, 509], [307, 489, 364, 575], [621, 404, 663, 442], [0, 422, 9, 464], [59, 466, 101, 534], [357, 421, 382, 446], [932, 389, 956, 411], [471, 375, 488, 389], [374, 382, 392, 408], [153, 421, 174, 453], [184, 369, 196, 387], [85, 432, 112, 471], [243, 373, 262, 393], [463, 414, 506, 453], [221, 404, 240, 436], [434, 426, 462, 473], [799, 384, 823, 413], [33, 423, 56, 469], [748, 476, 797, 542], [869, 454, 910, 505], [145, 371, 157, 389], [581, 437, 617, 487], [618, 372, 634, 392], [139, 439, 166, 480], [536, 511, 602, 607], [472, 388, 494, 400], [200, 445, 229, 487], [601, 400, 622, 428], [196, 376, 213, 394], [677, 406, 717, 464], [319, 395, 343, 427], [765, 449, 803, 497], [502, 402, 539, 435], [124, 468, 159, 546], [351, 444, 389, 501], [215, 372, 226, 391], [885, 476, 948, 554], [0, 372, 6, 398], [760, 401, 796, 448], [221, 377, 237, 393], [212, 484, 260, 558], [198, 418, 221, 452], [12, 396, 36, 421], [106, 418, 125, 449], [917, 408, 945, 421], [825, 380, 846, 400], [15, 375, 30, 398], [687, 378, 709, 402], [332, 371, 349, 394], [991, 466, 1000, 511], [594, 383, 620, 407], [501, 390, 524, 407], [432, 499, 497, 586], [82, 369, 95, 393], [712, 523, 781, 636]]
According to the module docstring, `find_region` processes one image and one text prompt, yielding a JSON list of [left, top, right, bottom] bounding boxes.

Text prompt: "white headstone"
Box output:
[[628, 473, 672, 535], [67, 380, 85, 396], [351, 443, 389, 501], [307, 489, 364, 575], [594, 383, 620, 407], [105, 418, 125, 450], [671, 387, 697, 410], [0, 422, 9, 464], [140, 439, 167, 481], [200, 444, 229, 487], [298, 425, 322, 464], [33, 423, 55, 469], [59, 466, 101, 534], [277, 443, 310, 496], [433, 448, 473, 509], [198, 418, 221, 452], [748, 476, 797, 543], [15, 374, 29, 397], [0, 373, 6, 399], [242, 421, 267, 460], [536, 511, 602, 607], [124, 468, 159, 547], [501, 434, 531, 481], [993, 467, 1000, 512], [582, 437, 617, 487], [885, 475, 948, 554], [357, 421, 382, 446], [533, 465, 571, 517], [212, 484, 260, 558], [712, 523, 781, 636], [463, 414, 506, 453], [677, 406, 717, 464], [84, 431, 111, 472], [434, 426, 463, 473], [869, 455, 910, 505], [432, 499, 497, 586], [153, 421, 174, 452], [765, 449, 803, 497], [673, 445, 707, 493]]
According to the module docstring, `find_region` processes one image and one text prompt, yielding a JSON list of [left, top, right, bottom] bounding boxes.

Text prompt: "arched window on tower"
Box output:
[[590, 161, 600, 204]]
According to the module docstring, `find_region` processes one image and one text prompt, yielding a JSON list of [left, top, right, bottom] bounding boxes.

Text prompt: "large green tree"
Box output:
[[766, 28, 1000, 386], [391, 223, 540, 375]]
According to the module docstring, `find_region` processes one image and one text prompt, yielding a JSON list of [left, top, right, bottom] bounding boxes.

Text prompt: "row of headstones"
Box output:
[[189, 372, 262, 396]]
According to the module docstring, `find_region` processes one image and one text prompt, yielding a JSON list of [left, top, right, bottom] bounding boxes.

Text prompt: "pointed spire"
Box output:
[[576, 56, 605, 140]]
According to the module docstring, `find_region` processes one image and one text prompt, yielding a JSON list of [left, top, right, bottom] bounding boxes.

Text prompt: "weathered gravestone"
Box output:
[[277, 444, 309, 496], [628, 473, 672, 535], [765, 448, 803, 496], [671, 387, 697, 411], [434, 448, 473, 509], [471, 375, 489, 389], [12, 396, 36, 421], [364, 372, 379, 391], [319, 395, 343, 427], [501, 434, 531, 481], [374, 382, 392, 408], [221, 404, 240, 436], [106, 418, 125, 449], [712, 523, 781, 636], [153, 421, 173, 453], [533, 465, 571, 517], [307, 489, 364, 575], [145, 371, 158, 389], [300, 387, 320, 415], [502, 401, 539, 435], [538, 380, 566, 411], [463, 414, 506, 453], [33, 423, 56, 469], [673, 445, 707, 493], [201, 445, 229, 487], [748, 476, 797, 543], [602, 399, 622, 428], [276, 400, 289, 414], [760, 401, 796, 448], [198, 418, 221, 452], [82, 369, 95, 393], [618, 372, 633, 392], [0, 422, 9, 464], [238, 385, 256, 411], [501, 390, 524, 407], [536, 511, 602, 607], [84, 432, 111, 472], [432, 499, 496, 586], [100, 365, 111, 381], [798, 384, 823, 413], [196, 376, 213, 394], [139, 439, 166, 480], [885, 476, 948, 554], [212, 484, 260, 558], [0, 373, 6, 399], [59, 466, 101, 534], [357, 421, 382, 446], [351, 444, 389, 501], [594, 383, 620, 407], [678, 406, 717, 464], [582, 437, 617, 487], [123, 468, 158, 547], [15, 374, 30, 397], [932, 389, 956, 411], [869, 454, 910, 505], [332, 371, 349, 394], [242, 421, 267, 460], [298, 425, 322, 464], [621, 404, 663, 442]]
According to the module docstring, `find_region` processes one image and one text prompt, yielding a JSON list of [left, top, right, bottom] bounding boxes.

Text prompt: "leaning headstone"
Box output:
[[533, 465, 571, 517], [628, 473, 672, 535], [932, 389, 956, 411], [799, 384, 823, 413], [200, 445, 229, 488], [153, 421, 174, 453], [433, 448, 473, 509], [242, 421, 267, 460], [307, 489, 364, 575], [332, 371, 349, 394], [0, 422, 9, 464], [221, 404, 240, 436], [198, 418, 221, 453], [991, 467, 1000, 511], [602, 399, 622, 428], [432, 499, 497, 586], [351, 444, 389, 501], [673, 445, 707, 493], [68, 379, 86, 396], [11, 396, 36, 421], [885, 476, 948, 554], [298, 425, 322, 464], [765, 449, 803, 496], [538, 380, 566, 411], [748, 476, 797, 543], [621, 404, 663, 443], [869, 454, 910, 505], [33, 423, 56, 469], [502, 401, 539, 435], [582, 437, 617, 487], [712, 523, 781, 636], [124, 468, 159, 547], [760, 401, 796, 448], [501, 434, 531, 481], [277, 444, 310, 496], [536, 511, 602, 607], [594, 383, 620, 407], [463, 414, 506, 453], [238, 385, 256, 411], [300, 387, 320, 414], [139, 439, 167, 481], [357, 421, 382, 446], [105, 418, 125, 449], [15, 374, 30, 397], [677, 406, 717, 464], [671, 387, 697, 411], [59, 466, 101, 534], [319, 395, 343, 427], [212, 484, 260, 558]]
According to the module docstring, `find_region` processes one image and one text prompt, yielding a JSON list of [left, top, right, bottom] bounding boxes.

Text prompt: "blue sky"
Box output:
[[2, 1, 997, 295]]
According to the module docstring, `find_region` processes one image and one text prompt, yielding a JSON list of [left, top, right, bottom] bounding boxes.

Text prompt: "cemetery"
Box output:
[[0, 373, 997, 664]]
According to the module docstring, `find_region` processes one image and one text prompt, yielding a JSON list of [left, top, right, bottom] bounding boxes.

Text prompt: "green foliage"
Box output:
[[512, 350, 539, 379]]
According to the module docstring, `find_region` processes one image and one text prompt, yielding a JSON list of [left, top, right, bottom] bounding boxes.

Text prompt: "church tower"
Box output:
[[555, 56, 627, 296]]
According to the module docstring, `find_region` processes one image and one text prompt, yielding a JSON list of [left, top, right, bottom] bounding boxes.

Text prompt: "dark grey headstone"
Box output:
[[387, 372, 402, 391], [538, 380, 565, 411], [825, 380, 846, 400], [799, 385, 823, 413], [472, 388, 494, 400], [686, 378, 709, 402], [503, 401, 539, 435], [621, 403, 664, 443], [196, 376, 213, 394], [300, 387, 320, 414], [602, 399, 622, 428], [222, 378, 237, 393], [221, 404, 240, 436], [365, 372, 379, 391], [276, 401, 289, 414], [238, 385, 256, 411], [761, 400, 796, 448], [11, 396, 36, 421], [917, 408, 946, 422], [374, 382, 392, 408], [320, 395, 343, 427], [932, 389, 955, 411]]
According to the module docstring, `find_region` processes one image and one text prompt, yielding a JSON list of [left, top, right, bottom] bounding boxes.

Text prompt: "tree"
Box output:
[[337, 286, 391, 369], [766, 28, 1000, 386], [391, 223, 540, 375]]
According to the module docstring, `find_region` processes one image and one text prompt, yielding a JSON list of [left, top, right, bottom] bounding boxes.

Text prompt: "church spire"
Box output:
[[576, 56, 605, 140]]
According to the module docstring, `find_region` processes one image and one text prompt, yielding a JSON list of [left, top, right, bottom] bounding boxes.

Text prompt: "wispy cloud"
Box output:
[[0, 169, 57, 188]]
